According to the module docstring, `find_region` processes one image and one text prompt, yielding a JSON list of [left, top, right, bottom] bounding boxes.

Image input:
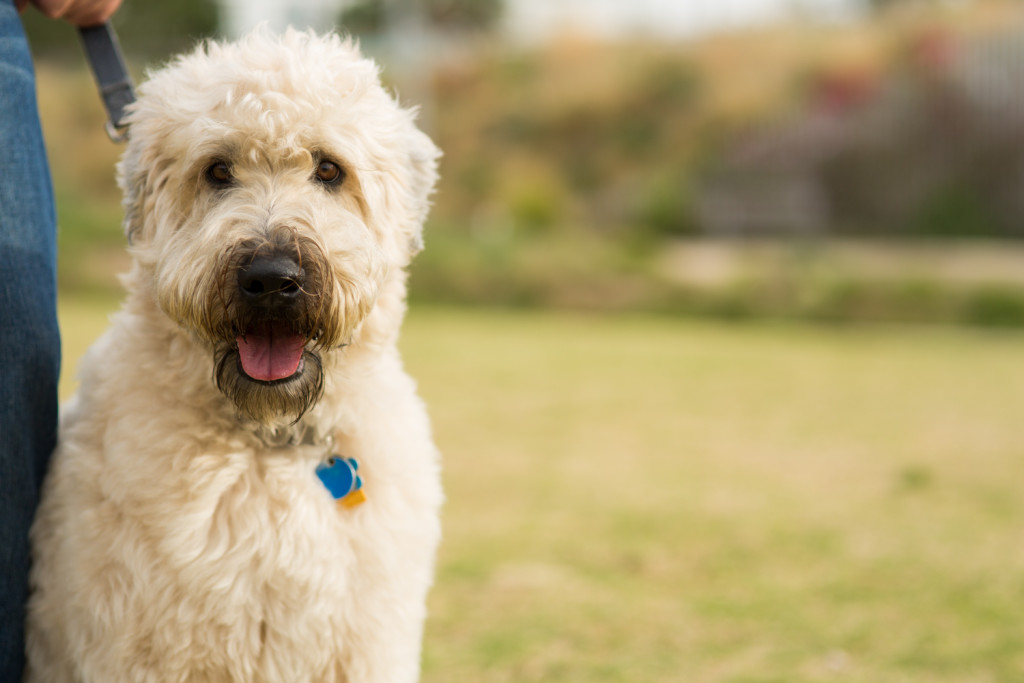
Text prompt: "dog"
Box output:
[[25, 29, 442, 682]]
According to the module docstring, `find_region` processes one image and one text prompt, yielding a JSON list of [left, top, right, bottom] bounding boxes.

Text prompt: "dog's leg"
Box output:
[[342, 535, 440, 683], [330, 394, 443, 683]]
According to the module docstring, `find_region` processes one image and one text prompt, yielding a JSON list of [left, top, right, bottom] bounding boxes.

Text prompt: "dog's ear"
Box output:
[[356, 120, 440, 264], [118, 142, 147, 244], [399, 125, 441, 258], [117, 142, 168, 246]]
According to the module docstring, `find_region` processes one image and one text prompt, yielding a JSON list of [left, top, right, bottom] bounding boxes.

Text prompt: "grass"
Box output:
[[58, 299, 1024, 681]]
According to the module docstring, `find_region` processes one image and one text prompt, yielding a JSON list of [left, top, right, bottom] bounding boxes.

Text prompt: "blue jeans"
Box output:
[[0, 0, 60, 678]]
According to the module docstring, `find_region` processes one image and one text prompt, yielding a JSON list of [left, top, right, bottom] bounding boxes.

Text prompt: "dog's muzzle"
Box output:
[[235, 252, 308, 382], [212, 230, 337, 424]]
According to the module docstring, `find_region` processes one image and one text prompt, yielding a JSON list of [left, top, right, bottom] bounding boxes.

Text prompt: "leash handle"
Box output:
[[78, 23, 135, 143]]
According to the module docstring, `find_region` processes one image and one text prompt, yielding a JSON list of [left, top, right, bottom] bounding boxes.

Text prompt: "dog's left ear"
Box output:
[[400, 125, 441, 258], [357, 120, 439, 264]]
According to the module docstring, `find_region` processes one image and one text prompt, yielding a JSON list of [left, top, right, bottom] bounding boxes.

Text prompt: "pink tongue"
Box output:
[[236, 324, 306, 381]]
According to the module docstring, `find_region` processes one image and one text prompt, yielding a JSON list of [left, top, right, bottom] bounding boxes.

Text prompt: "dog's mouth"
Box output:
[[215, 324, 325, 423], [236, 321, 308, 382]]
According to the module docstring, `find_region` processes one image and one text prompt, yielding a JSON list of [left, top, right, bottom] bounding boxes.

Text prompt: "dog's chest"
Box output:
[[157, 455, 360, 678]]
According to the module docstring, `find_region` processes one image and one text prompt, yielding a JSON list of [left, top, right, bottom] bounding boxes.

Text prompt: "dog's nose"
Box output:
[[238, 253, 303, 300]]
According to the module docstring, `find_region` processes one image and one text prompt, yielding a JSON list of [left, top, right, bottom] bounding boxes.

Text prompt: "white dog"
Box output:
[[26, 29, 442, 683]]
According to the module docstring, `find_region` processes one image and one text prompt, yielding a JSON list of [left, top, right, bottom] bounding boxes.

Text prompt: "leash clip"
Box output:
[[79, 23, 136, 143], [104, 120, 128, 144]]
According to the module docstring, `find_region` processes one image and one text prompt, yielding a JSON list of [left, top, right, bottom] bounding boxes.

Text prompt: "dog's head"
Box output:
[[118, 29, 439, 424]]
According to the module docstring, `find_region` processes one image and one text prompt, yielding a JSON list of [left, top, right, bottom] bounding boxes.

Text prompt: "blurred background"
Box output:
[[24, 0, 1024, 680]]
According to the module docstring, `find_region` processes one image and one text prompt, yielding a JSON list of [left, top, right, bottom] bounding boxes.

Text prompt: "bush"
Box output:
[[963, 287, 1024, 327], [635, 173, 697, 238], [507, 182, 564, 234]]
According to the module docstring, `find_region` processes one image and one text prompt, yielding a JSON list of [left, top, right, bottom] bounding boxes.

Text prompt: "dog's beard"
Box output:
[[197, 229, 344, 424], [160, 225, 382, 424], [215, 345, 325, 423]]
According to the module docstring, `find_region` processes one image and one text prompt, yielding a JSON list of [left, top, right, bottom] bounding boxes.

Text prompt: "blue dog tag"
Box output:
[[315, 456, 364, 503]]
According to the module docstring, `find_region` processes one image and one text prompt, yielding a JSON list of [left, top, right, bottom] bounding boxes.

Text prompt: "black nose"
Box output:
[[238, 252, 303, 300]]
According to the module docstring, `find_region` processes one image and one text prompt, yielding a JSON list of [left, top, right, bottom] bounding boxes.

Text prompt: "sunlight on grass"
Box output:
[[57, 301, 1024, 680]]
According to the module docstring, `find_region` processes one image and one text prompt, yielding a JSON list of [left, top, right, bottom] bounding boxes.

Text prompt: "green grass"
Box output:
[[58, 300, 1024, 681]]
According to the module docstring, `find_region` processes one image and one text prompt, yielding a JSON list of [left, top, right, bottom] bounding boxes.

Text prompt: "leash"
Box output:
[[78, 23, 135, 143]]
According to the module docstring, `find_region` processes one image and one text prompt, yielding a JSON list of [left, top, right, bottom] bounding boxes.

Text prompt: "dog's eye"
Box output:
[[314, 160, 344, 186], [206, 161, 233, 187]]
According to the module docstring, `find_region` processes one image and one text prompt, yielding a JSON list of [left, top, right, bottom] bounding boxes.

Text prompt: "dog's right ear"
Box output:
[[118, 143, 144, 244], [118, 143, 164, 246]]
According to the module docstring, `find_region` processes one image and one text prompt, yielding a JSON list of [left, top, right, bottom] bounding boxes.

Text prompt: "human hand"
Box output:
[[16, 0, 123, 28]]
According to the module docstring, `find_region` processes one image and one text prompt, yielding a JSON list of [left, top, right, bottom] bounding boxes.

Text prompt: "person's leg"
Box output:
[[0, 1, 60, 678]]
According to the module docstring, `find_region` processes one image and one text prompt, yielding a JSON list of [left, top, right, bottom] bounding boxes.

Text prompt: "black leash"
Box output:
[[78, 23, 135, 142]]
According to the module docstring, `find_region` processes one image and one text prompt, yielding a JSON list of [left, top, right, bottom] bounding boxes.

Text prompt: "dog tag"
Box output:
[[315, 456, 365, 508]]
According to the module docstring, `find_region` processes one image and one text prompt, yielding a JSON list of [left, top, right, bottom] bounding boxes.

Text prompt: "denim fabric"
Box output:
[[0, 0, 60, 679]]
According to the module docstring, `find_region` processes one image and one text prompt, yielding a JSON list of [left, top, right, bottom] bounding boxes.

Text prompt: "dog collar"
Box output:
[[247, 424, 366, 508]]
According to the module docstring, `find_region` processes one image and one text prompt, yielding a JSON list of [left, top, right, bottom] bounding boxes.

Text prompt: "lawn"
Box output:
[[58, 300, 1024, 681]]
